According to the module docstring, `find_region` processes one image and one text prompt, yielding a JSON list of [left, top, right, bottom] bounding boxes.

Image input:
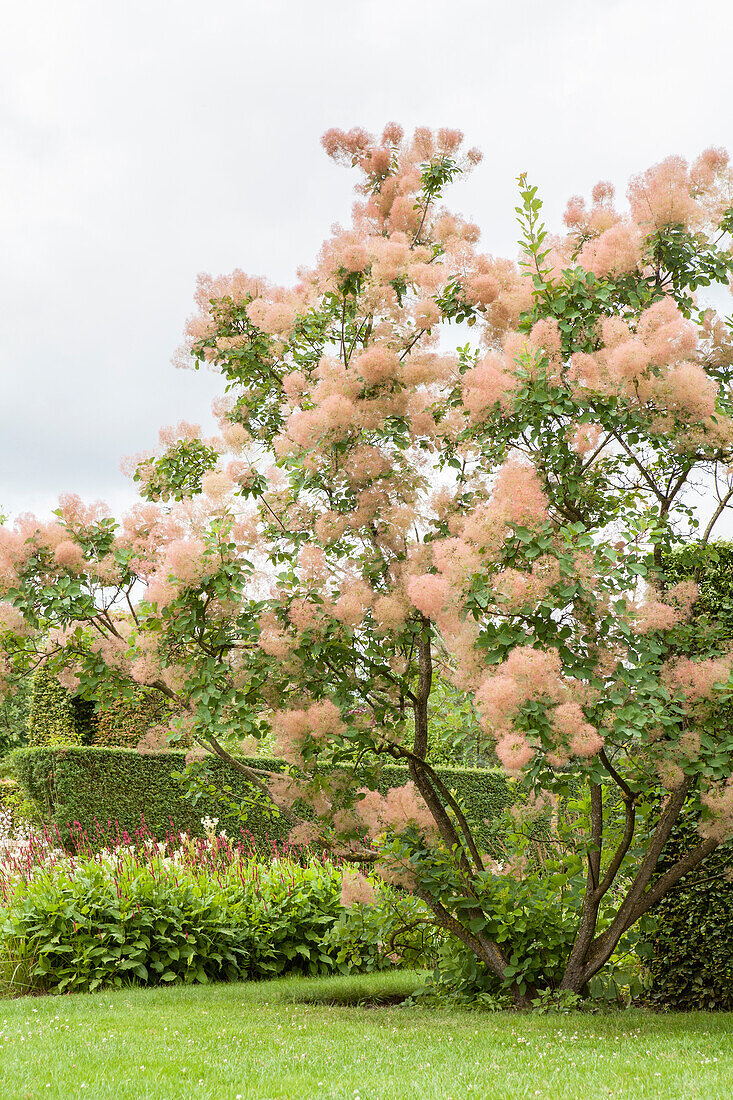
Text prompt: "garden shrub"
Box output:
[[0, 777, 39, 828], [11, 746, 512, 850], [0, 844, 437, 995], [1, 857, 253, 993], [420, 861, 581, 1002], [324, 892, 442, 973]]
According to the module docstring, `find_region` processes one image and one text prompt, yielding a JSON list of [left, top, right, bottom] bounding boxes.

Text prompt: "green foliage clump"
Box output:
[[0, 848, 436, 995], [0, 775, 39, 828], [134, 436, 220, 502], [324, 892, 440, 973], [0, 676, 31, 758], [11, 746, 513, 851], [426, 676, 497, 768]]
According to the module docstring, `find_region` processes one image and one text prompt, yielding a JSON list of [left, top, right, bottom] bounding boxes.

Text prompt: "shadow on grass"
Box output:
[[267, 968, 427, 1007]]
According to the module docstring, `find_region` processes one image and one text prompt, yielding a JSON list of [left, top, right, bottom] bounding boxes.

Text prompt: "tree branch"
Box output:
[[702, 485, 733, 543]]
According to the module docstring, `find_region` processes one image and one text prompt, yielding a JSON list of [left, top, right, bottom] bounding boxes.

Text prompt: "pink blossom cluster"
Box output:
[[475, 646, 562, 720], [267, 774, 305, 808], [474, 647, 605, 773], [494, 557, 561, 613], [332, 579, 374, 628], [136, 724, 171, 754], [465, 254, 534, 341], [569, 423, 604, 456], [577, 222, 643, 279], [55, 494, 112, 533], [0, 601, 28, 636], [55, 667, 81, 694], [700, 776, 733, 843], [661, 654, 732, 708], [470, 457, 549, 539], [287, 821, 321, 847], [355, 782, 438, 840], [0, 512, 107, 589], [271, 699, 346, 766], [628, 150, 733, 232], [461, 351, 519, 419], [339, 869, 378, 908], [562, 151, 732, 290], [406, 458, 549, 632], [564, 297, 730, 448], [633, 580, 698, 635], [320, 124, 481, 229], [176, 270, 267, 365], [551, 701, 605, 759], [256, 611, 295, 659]]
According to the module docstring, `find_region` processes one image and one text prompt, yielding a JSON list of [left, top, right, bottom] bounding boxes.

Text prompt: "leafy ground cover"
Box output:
[[1, 972, 732, 1099]]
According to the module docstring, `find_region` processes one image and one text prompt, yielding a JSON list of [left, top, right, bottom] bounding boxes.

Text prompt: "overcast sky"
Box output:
[[1, 0, 732, 522]]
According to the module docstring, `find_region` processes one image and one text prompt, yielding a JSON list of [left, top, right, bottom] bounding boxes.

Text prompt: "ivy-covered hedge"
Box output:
[[11, 746, 513, 850], [647, 543, 733, 1008], [649, 819, 733, 1009]]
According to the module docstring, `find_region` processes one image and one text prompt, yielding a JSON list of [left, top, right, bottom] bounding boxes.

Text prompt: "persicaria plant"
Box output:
[[2, 125, 733, 1005]]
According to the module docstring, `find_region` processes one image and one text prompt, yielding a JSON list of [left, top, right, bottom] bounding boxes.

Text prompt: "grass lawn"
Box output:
[[0, 970, 731, 1099]]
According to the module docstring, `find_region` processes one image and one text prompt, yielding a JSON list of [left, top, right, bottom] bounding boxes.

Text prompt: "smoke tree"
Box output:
[[2, 125, 733, 1004]]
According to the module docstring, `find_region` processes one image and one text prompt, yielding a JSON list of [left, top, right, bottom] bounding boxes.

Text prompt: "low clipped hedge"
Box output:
[[11, 746, 513, 850]]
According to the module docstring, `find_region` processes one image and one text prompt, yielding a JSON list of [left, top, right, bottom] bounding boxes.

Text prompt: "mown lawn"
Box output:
[[1, 971, 731, 1099]]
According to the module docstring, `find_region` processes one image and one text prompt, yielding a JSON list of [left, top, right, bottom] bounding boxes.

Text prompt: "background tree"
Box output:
[[2, 127, 733, 1005]]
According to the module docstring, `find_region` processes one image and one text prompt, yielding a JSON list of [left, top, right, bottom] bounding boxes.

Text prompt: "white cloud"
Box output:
[[1, 0, 731, 519]]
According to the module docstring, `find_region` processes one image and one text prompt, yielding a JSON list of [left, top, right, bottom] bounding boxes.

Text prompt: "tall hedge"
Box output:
[[93, 688, 176, 748], [27, 666, 84, 746], [649, 817, 733, 1010], [662, 541, 733, 648], [647, 542, 733, 1007], [27, 666, 175, 749], [12, 746, 513, 850]]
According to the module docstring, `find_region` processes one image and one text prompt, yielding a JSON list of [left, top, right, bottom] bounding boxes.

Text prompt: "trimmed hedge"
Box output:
[[11, 746, 513, 850], [649, 819, 733, 1010], [93, 689, 175, 748], [647, 543, 733, 1009], [27, 666, 85, 746], [662, 541, 733, 644], [27, 666, 176, 749]]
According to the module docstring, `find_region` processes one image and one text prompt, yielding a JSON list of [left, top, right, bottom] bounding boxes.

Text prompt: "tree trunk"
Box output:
[[559, 781, 719, 993]]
